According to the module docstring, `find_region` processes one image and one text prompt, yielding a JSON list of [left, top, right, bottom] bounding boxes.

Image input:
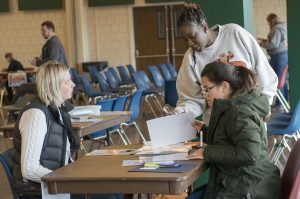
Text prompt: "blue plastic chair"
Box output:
[[267, 99, 300, 167], [120, 90, 146, 144], [167, 63, 178, 79], [113, 95, 128, 111], [88, 66, 99, 85], [126, 64, 136, 76], [165, 79, 178, 107], [70, 68, 81, 85], [0, 149, 20, 199], [117, 66, 132, 84], [94, 72, 110, 92], [159, 64, 172, 80], [131, 72, 162, 117], [148, 65, 165, 88], [107, 95, 129, 145], [87, 98, 117, 151], [107, 67, 122, 85], [105, 70, 121, 90], [105, 71, 129, 94], [79, 75, 107, 103]]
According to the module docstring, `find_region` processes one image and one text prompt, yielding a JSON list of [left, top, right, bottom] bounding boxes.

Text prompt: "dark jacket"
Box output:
[[36, 35, 68, 66], [12, 97, 77, 194], [7, 59, 24, 72], [202, 90, 281, 199]]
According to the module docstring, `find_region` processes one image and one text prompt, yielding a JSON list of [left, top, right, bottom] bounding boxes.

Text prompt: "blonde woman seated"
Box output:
[[11, 61, 79, 198], [190, 62, 281, 199]]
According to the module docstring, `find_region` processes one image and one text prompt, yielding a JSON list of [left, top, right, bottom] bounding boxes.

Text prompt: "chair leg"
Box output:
[[80, 140, 87, 154], [88, 140, 95, 152], [153, 95, 163, 110], [145, 95, 157, 117], [133, 122, 146, 142], [268, 137, 277, 158], [115, 129, 128, 145], [120, 123, 132, 144], [276, 90, 290, 113]]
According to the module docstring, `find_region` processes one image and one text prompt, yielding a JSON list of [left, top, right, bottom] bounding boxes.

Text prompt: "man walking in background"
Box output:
[[31, 21, 68, 67]]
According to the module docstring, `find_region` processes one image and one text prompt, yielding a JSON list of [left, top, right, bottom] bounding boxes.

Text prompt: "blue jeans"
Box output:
[[269, 51, 289, 104]]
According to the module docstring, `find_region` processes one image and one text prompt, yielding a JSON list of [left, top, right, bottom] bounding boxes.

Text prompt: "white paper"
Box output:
[[69, 105, 101, 116], [122, 160, 141, 167], [146, 112, 196, 148]]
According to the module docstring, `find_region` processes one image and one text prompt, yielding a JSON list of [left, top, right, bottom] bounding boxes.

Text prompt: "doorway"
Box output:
[[133, 4, 188, 72]]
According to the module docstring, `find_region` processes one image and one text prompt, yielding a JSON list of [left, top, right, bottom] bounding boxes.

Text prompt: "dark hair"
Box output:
[[41, 21, 55, 32], [5, 52, 13, 59], [267, 13, 280, 27], [177, 2, 207, 28], [201, 62, 257, 97]]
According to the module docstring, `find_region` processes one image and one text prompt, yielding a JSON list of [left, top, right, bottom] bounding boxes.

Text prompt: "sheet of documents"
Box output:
[[146, 112, 197, 148], [69, 105, 101, 116]]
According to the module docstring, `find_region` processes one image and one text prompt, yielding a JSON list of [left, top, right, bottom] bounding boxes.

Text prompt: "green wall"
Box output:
[[287, 0, 300, 109], [0, 0, 9, 12], [194, 0, 253, 33], [88, 0, 134, 7], [18, 0, 63, 11]]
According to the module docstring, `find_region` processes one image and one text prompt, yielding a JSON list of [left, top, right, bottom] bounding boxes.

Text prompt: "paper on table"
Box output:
[[69, 105, 101, 116], [146, 112, 197, 148]]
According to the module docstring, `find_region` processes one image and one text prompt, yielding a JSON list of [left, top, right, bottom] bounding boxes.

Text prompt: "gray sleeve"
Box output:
[[260, 28, 281, 50], [36, 39, 61, 66]]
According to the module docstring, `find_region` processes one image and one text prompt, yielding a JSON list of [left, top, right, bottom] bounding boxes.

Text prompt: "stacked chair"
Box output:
[[132, 71, 163, 118], [267, 99, 300, 170]]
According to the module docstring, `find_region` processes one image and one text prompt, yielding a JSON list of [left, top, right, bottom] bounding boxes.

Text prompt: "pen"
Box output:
[[199, 130, 203, 148]]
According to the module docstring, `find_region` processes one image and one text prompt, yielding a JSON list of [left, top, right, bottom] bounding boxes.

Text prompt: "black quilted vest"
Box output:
[[12, 97, 68, 194]]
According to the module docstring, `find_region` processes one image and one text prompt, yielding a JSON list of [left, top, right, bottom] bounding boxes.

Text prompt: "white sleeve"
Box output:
[[174, 50, 206, 117], [235, 26, 278, 104], [19, 109, 52, 183]]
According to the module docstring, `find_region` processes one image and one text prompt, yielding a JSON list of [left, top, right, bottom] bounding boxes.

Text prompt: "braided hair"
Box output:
[[177, 2, 207, 68], [177, 2, 207, 27]]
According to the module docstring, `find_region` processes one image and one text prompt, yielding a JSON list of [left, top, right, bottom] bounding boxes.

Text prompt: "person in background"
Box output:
[[4, 52, 24, 72], [190, 62, 281, 199], [3, 52, 25, 102], [257, 13, 288, 105], [31, 21, 68, 67], [174, 2, 278, 122]]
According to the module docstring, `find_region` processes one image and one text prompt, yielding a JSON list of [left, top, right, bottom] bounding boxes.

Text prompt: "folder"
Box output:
[[128, 163, 195, 173]]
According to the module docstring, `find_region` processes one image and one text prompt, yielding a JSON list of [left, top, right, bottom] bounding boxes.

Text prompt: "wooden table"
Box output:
[[73, 111, 131, 137], [42, 145, 207, 195], [0, 111, 131, 138]]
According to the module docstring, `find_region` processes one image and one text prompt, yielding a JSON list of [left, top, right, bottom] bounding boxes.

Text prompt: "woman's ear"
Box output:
[[221, 81, 231, 94], [201, 23, 208, 33]]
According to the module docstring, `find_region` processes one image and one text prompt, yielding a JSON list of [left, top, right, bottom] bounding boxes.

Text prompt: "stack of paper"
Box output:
[[136, 144, 191, 163], [69, 105, 101, 117]]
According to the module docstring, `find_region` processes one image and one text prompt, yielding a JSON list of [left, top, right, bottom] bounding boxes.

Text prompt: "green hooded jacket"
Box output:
[[201, 90, 281, 199]]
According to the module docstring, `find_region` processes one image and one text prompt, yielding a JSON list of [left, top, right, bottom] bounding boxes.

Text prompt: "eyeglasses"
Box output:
[[200, 84, 219, 96]]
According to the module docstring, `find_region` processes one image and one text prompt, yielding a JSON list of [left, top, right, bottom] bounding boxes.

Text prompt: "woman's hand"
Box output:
[[192, 120, 203, 132], [187, 148, 204, 159]]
